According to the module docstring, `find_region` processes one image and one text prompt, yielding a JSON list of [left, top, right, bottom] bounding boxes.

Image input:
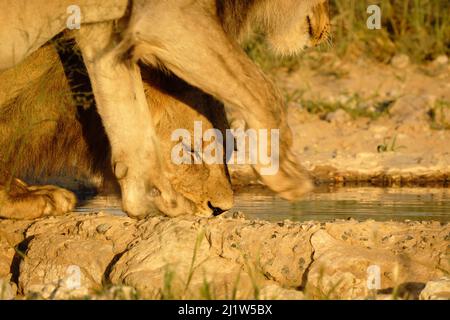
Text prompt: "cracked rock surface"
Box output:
[[0, 213, 448, 299]]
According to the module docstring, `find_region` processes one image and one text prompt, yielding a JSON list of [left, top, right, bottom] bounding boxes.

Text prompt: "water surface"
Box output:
[[75, 186, 450, 222]]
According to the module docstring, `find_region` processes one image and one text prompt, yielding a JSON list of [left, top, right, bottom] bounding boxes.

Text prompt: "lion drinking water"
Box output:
[[0, 0, 330, 219]]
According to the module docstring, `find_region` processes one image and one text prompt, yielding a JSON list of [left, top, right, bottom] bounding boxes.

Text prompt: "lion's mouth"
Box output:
[[208, 201, 227, 216]]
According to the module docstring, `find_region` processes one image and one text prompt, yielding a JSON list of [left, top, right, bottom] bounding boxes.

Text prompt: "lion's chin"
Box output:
[[267, 31, 311, 57]]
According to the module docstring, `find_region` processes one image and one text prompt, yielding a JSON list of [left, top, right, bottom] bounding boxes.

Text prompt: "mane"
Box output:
[[0, 40, 110, 188], [215, 0, 257, 40]]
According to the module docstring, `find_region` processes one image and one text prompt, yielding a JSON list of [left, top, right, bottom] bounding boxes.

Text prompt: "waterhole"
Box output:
[[75, 186, 450, 222]]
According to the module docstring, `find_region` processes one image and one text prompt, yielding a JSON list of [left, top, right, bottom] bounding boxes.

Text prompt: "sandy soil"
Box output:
[[230, 54, 450, 186]]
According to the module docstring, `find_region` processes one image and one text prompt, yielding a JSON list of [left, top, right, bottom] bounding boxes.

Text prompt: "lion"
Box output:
[[0, 42, 234, 219], [1, 0, 330, 218]]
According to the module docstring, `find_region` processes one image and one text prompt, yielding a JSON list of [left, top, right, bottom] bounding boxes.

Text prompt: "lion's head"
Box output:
[[0, 44, 234, 218], [220, 0, 331, 55], [141, 68, 234, 217], [265, 0, 331, 54]]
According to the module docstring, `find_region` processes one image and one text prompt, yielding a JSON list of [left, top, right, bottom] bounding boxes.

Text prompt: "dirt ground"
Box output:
[[230, 53, 450, 186]]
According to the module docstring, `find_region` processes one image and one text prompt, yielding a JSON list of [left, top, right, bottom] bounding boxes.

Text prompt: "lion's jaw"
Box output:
[[261, 0, 331, 55]]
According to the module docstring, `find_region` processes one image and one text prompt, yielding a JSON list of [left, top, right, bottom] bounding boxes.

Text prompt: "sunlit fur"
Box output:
[[0, 44, 233, 219], [218, 0, 331, 55]]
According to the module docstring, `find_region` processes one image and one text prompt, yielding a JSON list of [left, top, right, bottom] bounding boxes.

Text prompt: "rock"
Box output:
[[0, 241, 15, 279], [325, 109, 351, 124], [420, 278, 450, 300], [443, 107, 450, 124], [305, 229, 446, 299], [0, 227, 21, 300], [109, 216, 316, 299], [259, 284, 304, 300], [0, 214, 448, 299], [89, 285, 139, 300], [391, 54, 410, 69], [0, 277, 17, 300], [389, 95, 432, 123], [96, 223, 112, 234], [231, 211, 246, 220], [433, 55, 449, 66], [17, 213, 136, 299], [19, 234, 116, 299], [0, 219, 32, 279]]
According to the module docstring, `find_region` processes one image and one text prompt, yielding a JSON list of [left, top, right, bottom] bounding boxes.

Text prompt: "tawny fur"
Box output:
[[0, 43, 233, 219], [121, 0, 330, 205], [0, 0, 330, 219], [217, 0, 330, 51]]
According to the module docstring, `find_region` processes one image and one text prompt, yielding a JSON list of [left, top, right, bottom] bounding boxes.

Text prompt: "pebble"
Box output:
[[325, 109, 351, 123], [433, 55, 448, 66], [391, 54, 410, 69], [96, 223, 112, 234], [0, 278, 16, 300], [232, 211, 246, 220]]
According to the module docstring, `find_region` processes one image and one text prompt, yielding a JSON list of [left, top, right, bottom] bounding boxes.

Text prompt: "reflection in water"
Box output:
[[75, 186, 450, 222], [233, 186, 450, 222]]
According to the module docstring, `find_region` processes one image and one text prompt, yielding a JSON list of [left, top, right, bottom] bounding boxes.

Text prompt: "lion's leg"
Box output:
[[0, 178, 76, 220], [0, 0, 127, 71], [126, 1, 312, 200], [74, 23, 194, 218]]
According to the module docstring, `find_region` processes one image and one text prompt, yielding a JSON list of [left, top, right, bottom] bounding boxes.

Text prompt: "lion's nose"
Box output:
[[208, 201, 227, 216]]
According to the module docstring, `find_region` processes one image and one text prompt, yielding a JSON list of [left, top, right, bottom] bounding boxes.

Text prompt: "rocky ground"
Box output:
[[1, 55, 449, 300], [0, 213, 448, 300]]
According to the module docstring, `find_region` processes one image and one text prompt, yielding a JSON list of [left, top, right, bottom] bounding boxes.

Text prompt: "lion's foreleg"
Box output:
[[126, 2, 312, 200], [74, 23, 194, 218]]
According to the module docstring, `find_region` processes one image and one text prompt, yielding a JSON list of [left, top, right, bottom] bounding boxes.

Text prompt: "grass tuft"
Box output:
[[245, 0, 450, 72]]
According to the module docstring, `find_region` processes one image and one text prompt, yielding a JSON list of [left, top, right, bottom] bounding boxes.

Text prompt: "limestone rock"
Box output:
[[19, 234, 115, 299], [18, 213, 137, 299], [306, 229, 446, 299], [0, 277, 17, 300], [391, 54, 410, 69], [0, 214, 447, 299], [420, 278, 450, 300], [389, 95, 432, 123], [259, 284, 304, 300], [109, 217, 316, 299], [325, 109, 351, 124], [433, 55, 448, 66]]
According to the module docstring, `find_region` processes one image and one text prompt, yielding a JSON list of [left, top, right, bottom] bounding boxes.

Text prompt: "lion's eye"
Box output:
[[306, 15, 314, 38]]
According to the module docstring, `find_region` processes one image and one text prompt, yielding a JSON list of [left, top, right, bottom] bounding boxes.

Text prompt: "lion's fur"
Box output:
[[0, 0, 129, 71], [0, 0, 330, 219], [0, 42, 233, 218], [0, 45, 109, 182], [217, 0, 330, 52], [118, 0, 329, 207]]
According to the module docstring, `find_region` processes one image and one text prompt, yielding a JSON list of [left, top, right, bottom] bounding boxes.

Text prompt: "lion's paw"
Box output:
[[27, 185, 77, 217], [259, 151, 313, 201]]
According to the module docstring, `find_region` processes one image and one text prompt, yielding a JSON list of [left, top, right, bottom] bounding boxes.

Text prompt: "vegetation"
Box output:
[[377, 135, 406, 153], [246, 0, 450, 70], [332, 0, 449, 63], [429, 99, 450, 130]]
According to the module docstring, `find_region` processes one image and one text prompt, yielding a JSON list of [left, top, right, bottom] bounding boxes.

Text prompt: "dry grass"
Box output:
[[246, 0, 450, 71]]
